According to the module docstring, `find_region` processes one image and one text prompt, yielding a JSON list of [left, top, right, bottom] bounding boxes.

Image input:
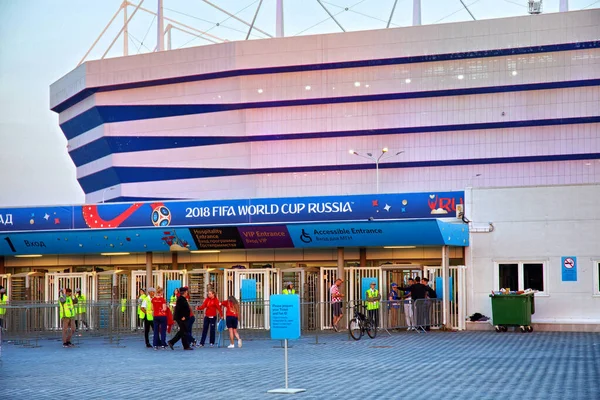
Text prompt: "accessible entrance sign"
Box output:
[[268, 294, 305, 395]]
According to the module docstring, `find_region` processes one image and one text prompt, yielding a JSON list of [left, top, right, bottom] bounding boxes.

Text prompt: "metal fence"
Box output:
[[0, 298, 447, 344]]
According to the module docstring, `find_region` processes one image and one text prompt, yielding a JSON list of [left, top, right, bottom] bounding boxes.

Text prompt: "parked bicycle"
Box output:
[[348, 303, 377, 340]]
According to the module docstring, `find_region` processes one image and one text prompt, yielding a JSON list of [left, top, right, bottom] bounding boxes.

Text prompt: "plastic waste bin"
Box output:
[[489, 293, 535, 333]]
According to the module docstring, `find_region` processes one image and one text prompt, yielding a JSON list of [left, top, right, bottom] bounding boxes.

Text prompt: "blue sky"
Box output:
[[0, 0, 596, 206]]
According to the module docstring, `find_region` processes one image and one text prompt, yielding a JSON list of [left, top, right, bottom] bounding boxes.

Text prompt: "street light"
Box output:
[[348, 148, 404, 193], [101, 187, 115, 203]]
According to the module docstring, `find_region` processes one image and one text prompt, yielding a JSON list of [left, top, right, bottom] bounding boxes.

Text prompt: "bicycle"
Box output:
[[348, 303, 377, 340]]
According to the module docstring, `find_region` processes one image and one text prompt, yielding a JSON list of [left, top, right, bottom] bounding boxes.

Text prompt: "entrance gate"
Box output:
[[233, 269, 272, 329], [423, 265, 467, 330]]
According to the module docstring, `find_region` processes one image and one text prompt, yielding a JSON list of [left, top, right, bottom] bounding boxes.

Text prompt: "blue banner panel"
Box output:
[[0, 192, 464, 233], [287, 220, 461, 248], [241, 279, 257, 302], [0, 227, 196, 255], [270, 294, 301, 340], [561, 256, 577, 282], [435, 277, 454, 301]]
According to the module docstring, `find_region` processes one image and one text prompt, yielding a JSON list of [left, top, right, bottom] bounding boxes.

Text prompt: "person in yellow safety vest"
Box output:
[[0, 286, 7, 330], [366, 282, 381, 328], [170, 288, 179, 312], [282, 282, 296, 295], [74, 289, 89, 331], [140, 287, 155, 348], [59, 288, 77, 348], [137, 289, 147, 329]]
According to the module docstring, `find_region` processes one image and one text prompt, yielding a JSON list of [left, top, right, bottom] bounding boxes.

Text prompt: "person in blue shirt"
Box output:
[[387, 283, 400, 328]]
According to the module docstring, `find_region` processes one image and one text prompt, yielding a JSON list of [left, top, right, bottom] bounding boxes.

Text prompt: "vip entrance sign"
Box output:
[[267, 294, 305, 395]]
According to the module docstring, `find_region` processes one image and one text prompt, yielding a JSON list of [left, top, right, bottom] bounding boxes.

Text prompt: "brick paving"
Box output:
[[1, 330, 599, 399]]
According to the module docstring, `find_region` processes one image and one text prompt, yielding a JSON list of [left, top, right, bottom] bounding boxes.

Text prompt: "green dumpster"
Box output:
[[489, 293, 535, 333]]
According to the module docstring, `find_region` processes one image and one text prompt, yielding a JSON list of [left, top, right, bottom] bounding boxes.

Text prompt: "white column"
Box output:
[[337, 248, 344, 280], [559, 0, 569, 12], [123, 1, 129, 56], [157, 0, 165, 51], [412, 0, 421, 26], [146, 252, 153, 289], [442, 245, 450, 328], [276, 0, 284, 37]]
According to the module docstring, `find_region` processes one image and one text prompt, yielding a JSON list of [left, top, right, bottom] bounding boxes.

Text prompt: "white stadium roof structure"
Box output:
[[79, 0, 597, 65]]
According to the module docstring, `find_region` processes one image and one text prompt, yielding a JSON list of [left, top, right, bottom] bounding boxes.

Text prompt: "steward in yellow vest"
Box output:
[[366, 282, 381, 328], [141, 287, 155, 348], [0, 287, 8, 329], [59, 288, 77, 347], [75, 289, 89, 331], [282, 283, 296, 295]]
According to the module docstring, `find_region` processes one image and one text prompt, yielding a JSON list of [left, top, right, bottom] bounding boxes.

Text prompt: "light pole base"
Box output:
[[267, 388, 306, 394]]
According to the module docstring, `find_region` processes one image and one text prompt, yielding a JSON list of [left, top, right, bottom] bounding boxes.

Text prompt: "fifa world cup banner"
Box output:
[[0, 192, 464, 233]]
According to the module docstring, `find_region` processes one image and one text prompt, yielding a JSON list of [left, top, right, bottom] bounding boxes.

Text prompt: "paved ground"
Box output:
[[1, 330, 599, 399]]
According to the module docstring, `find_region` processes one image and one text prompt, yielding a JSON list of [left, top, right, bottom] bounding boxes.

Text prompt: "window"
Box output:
[[494, 261, 547, 295]]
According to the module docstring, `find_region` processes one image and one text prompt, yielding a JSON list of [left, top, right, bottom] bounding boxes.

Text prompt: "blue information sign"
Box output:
[[241, 279, 257, 302], [561, 256, 577, 282], [270, 294, 301, 340], [435, 277, 454, 301]]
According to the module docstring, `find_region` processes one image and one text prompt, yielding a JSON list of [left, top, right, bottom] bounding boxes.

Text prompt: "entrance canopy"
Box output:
[[0, 192, 467, 256]]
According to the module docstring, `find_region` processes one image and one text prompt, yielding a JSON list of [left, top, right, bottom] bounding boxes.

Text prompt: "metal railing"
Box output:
[[0, 298, 448, 343]]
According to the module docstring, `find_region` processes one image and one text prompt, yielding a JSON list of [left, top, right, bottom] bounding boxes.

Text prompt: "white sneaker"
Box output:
[[238, 339, 242, 348], [407, 327, 411, 331], [227, 344, 235, 348]]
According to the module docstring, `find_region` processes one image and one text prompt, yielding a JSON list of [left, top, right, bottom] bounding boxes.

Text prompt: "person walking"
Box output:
[[0, 286, 7, 330], [365, 281, 381, 328], [168, 287, 193, 350], [221, 296, 242, 348], [140, 287, 155, 348], [74, 288, 89, 331], [196, 290, 222, 347], [330, 278, 344, 332], [151, 287, 168, 349], [182, 287, 197, 346], [59, 288, 77, 348]]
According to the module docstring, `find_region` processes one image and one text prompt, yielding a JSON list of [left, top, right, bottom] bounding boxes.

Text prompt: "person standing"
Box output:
[[140, 287, 155, 348], [196, 290, 222, 347], [168, 287, 193, 350], [365, 282, 381, 328], [151, 287, 168, 349], [330, 278, 344, 332], [59, 288, 77, 347], [74, 288, 89, 331], [221, 296, 242, 348], [0, 286, 8, 329], [169, 288, 179, 312], [387, 283, 400, 329], [282, 282, 296, 295], [403, 278, 415, 331], [137, 289, 147, 330]]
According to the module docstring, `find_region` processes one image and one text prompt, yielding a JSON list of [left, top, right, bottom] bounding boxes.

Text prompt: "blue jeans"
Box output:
[[187, 315, 196, 344], [153, 316, 167, 347]]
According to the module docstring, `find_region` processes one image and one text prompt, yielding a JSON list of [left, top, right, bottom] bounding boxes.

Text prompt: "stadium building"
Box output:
[[1, 4, 599, 331]]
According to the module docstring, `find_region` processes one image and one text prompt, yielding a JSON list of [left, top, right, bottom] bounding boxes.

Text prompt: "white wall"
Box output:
[[468, 184, 600, 323]]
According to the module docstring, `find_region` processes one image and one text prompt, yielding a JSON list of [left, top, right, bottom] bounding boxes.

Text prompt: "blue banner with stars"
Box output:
[[0, 192, 464, 233]]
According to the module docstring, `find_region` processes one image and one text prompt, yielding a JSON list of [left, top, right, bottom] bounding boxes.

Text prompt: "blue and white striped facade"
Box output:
[[51, 10, 600, 204]]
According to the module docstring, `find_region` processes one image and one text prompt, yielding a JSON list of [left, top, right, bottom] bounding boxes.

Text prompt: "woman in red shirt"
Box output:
[[151, 287, 168, 349], [221, 296, 242, 348], [196, 290, 222, 347]]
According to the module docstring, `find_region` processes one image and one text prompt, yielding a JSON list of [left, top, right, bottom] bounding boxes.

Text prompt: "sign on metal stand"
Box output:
[[267, 294, 306, 395]]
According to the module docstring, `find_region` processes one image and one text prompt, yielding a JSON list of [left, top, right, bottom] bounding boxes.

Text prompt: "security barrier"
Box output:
[[0, 298, 446, 343]]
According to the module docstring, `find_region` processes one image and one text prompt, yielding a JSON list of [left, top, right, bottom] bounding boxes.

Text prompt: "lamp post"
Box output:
[[349, 148, 404, 193], [101, 187, 115, 203]]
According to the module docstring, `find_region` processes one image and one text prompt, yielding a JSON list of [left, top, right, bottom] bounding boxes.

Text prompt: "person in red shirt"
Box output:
[[196, 290, 222, 347], [221, 296, 242, 348], [151, 287, 168, 349]]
